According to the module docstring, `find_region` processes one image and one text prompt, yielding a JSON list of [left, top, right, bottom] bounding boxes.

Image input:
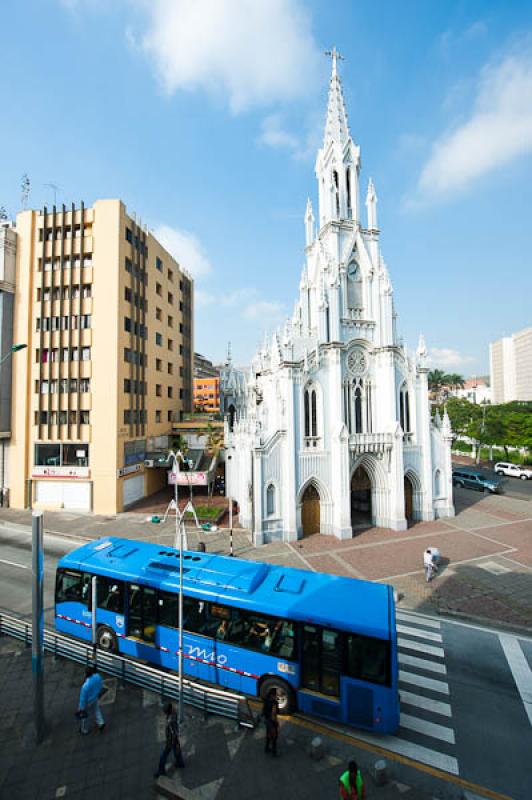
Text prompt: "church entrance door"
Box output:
[[351, 466, 372, 531], [301, 484, 320, 536], [404, 476, 414, 523]]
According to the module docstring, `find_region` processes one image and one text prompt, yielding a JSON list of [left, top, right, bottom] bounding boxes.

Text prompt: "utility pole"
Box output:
[[32, 511, 45, 743]]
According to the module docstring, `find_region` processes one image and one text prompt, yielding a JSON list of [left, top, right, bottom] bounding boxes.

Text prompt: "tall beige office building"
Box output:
[[8, 199, 193, 513], [490, 326, 532, 404]]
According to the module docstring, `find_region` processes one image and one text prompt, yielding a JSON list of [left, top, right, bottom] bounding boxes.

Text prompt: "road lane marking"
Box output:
[[399, 670, 450, 695], [400, 713, 456, 744], [397, 624, 443, 643], [499, 633, 532, 727], [398, 653, 447, 675], [396, 611, 442, 629], [398, 638, 444, 658], [400, 690, 452, 717], [0, 559, 28, 570]]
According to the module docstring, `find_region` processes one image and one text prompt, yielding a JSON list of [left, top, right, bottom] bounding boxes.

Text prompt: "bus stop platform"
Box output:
[[0, 636, 465, 800]]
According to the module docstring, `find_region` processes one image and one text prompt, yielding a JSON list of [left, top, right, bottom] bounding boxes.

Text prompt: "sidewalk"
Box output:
[[1, 486, 532, 632], [0, 636, 458, 800]]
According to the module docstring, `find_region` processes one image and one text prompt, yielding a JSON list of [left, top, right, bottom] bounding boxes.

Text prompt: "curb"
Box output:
[[0, 520, 92, 544]]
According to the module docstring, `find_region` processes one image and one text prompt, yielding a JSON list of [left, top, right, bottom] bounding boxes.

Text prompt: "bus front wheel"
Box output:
[[97, 625, 117, 654], [259, 677, 296, 715]]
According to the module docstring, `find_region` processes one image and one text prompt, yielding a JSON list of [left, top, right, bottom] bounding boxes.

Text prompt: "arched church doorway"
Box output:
[[301, 484, 320, 536], [351, 466, 372, 530], [404, 475, 414, 523]]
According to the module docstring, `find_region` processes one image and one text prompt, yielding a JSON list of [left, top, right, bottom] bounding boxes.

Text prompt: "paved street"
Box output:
[[0, 636, 454, 800], [1, 516, 530, 798]]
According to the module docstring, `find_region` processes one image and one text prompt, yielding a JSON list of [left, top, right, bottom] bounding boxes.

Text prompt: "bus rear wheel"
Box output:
[[97, 625, 117, 654], [259, 677, 296, 715]]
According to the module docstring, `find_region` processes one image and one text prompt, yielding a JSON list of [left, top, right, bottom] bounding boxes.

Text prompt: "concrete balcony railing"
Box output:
[[349, 431, 394, 455]]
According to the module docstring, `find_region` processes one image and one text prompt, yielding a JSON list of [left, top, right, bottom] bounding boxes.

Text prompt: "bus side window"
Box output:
[[345, 633, 390, 686], [183, 596, 208, 634], [159, 591, 178, 628], [97, 577, 124, 614], [269, 620, 296, 660], [56, 570, 86, 604]]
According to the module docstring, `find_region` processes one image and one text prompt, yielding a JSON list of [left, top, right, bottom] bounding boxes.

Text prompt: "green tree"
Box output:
[[445, 373, 465, 391], [428, 369, 447, 390]]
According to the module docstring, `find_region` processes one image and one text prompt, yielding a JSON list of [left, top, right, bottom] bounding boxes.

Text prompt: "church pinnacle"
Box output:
[[323, 47, 350, 147]]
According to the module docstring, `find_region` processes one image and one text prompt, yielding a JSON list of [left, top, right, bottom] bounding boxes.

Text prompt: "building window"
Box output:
[[167, 386, 173, 398], [82, 284, 92, 298], [156, 358, 162, 371], [266, 484, 276, 516], [168, 363, 173, 375], [399, 383, 411, 434], [434, 469, 442, 497], [80, 411, 90, 425], [156, 384, 162, 397], [155, 410, 161, 423], [168, 315, 173, 327], [168, 339, 173, 351], [156, 256, 163, 272], [303, 384, 319, 440], [126, 227, 133, 243], [156, 283, 162, 296], [168, 269, 173, 282], [168, 292, 173, 305], [155, 332, 163, 346], [124, 317, 132, 333], [156, 307, 162, 321], [167, 410, 172, 422]]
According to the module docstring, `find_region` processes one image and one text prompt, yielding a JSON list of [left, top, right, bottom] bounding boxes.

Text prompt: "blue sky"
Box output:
[[2, 0, 532, 374]]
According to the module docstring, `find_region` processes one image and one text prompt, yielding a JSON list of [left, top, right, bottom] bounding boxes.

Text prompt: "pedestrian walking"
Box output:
[[339, 760, 365, 799], [262, 687, 280, 756], [154, 703, 184, 778], [77, 665, 105, 735], [424, 548, 439, 582]]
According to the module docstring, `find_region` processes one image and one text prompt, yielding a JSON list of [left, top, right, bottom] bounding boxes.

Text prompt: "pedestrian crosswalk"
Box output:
[[395, 609, 459, 774]]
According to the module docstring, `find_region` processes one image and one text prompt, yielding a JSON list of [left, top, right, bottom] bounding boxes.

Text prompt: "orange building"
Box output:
[[193, 377, 220, 413]]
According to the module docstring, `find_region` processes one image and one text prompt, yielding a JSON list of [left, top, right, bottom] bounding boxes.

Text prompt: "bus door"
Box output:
[[299, 625, 342, 720], [124, 583, 161, 664]]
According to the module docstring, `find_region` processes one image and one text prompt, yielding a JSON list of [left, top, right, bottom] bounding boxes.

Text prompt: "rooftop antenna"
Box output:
[[44, 183, 61, 206], [21, 174, 30, 210], [324, 46, 345, 76]]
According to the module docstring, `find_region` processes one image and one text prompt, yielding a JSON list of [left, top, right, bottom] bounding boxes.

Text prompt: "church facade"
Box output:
[[224, 53, 455, 545]]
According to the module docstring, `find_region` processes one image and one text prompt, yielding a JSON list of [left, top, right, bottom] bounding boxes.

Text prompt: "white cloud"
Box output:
[[137, 0, 320, 113], [153, 224, 212, 279], [243, 299, 285, 322], [428, 347, 475, 370], [258, 114, 299, 151], [417, 47, 532, 198]]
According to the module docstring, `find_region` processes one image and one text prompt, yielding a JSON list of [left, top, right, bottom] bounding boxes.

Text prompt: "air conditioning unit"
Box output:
[[144, 460, 154, 468]]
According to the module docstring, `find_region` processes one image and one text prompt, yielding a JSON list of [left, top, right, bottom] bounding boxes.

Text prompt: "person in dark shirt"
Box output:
[[154, 703, 184, 778], [262, 688, 280, 756]]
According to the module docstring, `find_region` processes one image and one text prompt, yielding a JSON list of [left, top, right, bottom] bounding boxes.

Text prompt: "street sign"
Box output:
[[168, 471, 208, 486]]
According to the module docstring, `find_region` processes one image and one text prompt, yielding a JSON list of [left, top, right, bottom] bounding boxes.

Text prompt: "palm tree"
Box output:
[[428, 369, 447, 390], [445, 373, 465, 392], [206, 423, 224, 498]]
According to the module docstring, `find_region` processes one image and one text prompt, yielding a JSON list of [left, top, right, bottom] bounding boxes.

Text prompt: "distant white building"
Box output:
[[490, 327, 532, 404], [452, 378, 491, 405], [223, 52, 455, 545]]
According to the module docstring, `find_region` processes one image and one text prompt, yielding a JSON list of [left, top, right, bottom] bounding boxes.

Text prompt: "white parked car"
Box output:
[[494, 462, 532, 480]]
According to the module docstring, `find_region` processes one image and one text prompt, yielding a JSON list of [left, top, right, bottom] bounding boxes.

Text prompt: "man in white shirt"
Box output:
[[424, 548, 439, 582]]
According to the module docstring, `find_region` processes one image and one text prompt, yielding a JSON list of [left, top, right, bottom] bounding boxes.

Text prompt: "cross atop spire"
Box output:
[[324, 46, 345, 78], [323, 46, 350, 147]]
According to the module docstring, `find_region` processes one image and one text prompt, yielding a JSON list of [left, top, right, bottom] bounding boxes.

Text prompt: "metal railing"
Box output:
[[0, 612, 256, 729]]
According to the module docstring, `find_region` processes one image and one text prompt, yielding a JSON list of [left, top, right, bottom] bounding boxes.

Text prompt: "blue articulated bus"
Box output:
[[55, 537, 399, 733]]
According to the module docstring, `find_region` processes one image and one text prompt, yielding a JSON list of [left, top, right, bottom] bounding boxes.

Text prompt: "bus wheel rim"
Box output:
[[99, 630, 113, 650]]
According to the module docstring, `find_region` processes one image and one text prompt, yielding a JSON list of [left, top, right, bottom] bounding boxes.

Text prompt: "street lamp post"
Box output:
[[167, 450, 185, 726]]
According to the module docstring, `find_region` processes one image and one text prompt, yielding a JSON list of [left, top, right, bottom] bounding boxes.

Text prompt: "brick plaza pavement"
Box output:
[[1, 486, 532, 631]]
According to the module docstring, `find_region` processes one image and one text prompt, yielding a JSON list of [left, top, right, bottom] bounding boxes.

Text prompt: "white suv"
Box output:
[[494, 462, 532, 480]]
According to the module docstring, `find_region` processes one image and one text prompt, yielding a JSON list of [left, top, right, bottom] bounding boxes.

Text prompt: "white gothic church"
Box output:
[[224, 52, 455, 545]]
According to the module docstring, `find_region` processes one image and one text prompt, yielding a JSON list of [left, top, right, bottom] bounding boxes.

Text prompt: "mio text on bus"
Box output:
[[55, 537, 399, 733]]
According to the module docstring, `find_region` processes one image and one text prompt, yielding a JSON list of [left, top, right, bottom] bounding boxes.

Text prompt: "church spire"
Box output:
[[323, 47, 350, 148]]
